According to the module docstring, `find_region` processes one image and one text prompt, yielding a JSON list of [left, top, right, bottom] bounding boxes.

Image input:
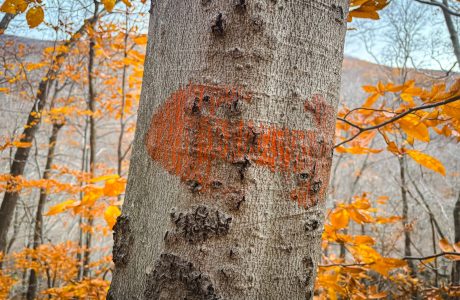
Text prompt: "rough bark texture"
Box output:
[[109, 1, 348, 299]]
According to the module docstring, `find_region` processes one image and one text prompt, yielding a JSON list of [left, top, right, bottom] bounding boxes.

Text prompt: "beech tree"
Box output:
[[108, 1, 349, 299]]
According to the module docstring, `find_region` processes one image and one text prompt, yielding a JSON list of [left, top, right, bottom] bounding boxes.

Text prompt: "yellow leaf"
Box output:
[[335, 144, 382, 155], [26, 6, 44, 28], [103, 177, 126, 197], [330, 208, 349, 229], [354, 235, 375, 245], [362, 85, 377, 93], [386, 141, 401, 155], [133, 35, 147, 45], [349, 9, 380, 20], [0, 87, 10, 93], [90, 174, 119, 183], [0, 0, 28, 14], [101, 0, 116, 12], [348, 207, 374, 224], [439, 238, 454, 252], [45, 200, 76, 216], [400, 93, 414, 104], [104, 205, 121, 229], [398, 115, 430, 142], [406, 150, 446, 176], [362, 93, 380, 108], [443, 101, 460, 121]]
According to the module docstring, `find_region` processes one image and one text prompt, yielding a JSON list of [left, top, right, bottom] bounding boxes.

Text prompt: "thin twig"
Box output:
[[335, 95, 460, 148]]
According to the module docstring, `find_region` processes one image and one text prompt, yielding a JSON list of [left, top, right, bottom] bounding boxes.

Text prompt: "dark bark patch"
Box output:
[[187, 179, 203, 193], [225, 191, 245, 211], [171, 205, 232, 243], [331, 4, 345, 24], [310, 180, 322, 194], [211, 13, 225, 36], [232, 156, 250, 180], [234, 0, 246, 12], [145, 253, 220, 300], [304, 219, 319, 232], [303, 256, 314, 287], [112, 215, 133, 268]]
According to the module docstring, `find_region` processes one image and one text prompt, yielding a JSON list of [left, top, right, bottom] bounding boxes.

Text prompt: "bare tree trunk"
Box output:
[[399, 157, 415, 273], [452, 192, 460, 285], [117, 9, 129, 177], [0, 13, 16, 34], [108, 1, 348, 299], [26, 122, 63, 300], [82, 3, 99, 277], [441, 0, 460, 66], [0, 13, 100, 257]]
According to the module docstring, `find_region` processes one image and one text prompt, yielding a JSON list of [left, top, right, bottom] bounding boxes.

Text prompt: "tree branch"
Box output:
[[334, 94, 460, 148], [414, 0, 460, 17], [404, 252, 460, 260]]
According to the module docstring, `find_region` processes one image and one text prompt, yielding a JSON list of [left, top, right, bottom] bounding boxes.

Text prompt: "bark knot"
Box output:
[[112, 214, 133, 268], [145, 253, 220, 300], [171, 205, 232, 243]]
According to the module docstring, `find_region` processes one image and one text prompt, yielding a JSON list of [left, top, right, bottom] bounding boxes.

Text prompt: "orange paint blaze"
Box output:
[[145, 84, 335, 208]]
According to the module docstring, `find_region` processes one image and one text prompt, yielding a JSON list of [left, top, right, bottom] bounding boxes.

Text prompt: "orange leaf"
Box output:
[[104, 205, 121, 229], [26, 6, 44, 29], [406, 150, 446, 176], [398, 115, 430, 142], [330, 208, 349, 229], [45, 200, 76, 216], [439, 238, 454, 252]]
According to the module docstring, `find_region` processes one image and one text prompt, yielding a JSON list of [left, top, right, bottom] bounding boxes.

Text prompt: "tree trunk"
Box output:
[[399, 156, 415, 273], [452, 191, 460, 285], [0, 13, 16, 34], [109, 1, 348, 299], [83, 5, 99, 277], [441, 0, 460, 67], [26, 122, 63, 300]]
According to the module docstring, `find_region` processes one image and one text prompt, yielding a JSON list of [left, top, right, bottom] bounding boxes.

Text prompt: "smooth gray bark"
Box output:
[[109, 1, 348, 299]]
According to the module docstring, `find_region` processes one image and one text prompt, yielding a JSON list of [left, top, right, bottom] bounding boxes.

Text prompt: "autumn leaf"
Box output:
[[45, 200, 76, 216], [386, 141, 401, 155], [0, 0, 28, 14], [439, 238, 454, 252], [104, 205, 121, 229], [90, 174, 119, 183], [330, 208, 349, 229], [103, 177, 126, 197], [101, 0, 116, 12], [406, 150, 446, 176], [133, 35, 147, 45], [397, 115, 430, 142], [26, 6, 44, 29], [335, 146, 382, 154]]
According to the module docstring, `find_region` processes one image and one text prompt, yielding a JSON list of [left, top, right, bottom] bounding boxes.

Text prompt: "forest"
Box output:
[[0, 0, 460, 299]]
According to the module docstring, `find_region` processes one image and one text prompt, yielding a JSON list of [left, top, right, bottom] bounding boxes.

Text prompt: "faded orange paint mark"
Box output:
[[145, 84, 335, 208]]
